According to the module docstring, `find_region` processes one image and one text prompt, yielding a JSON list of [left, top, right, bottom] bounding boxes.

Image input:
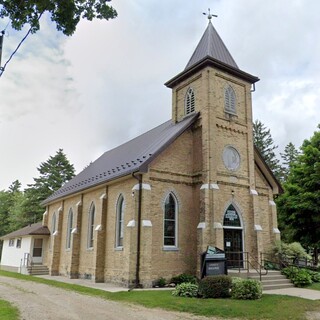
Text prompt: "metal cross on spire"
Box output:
[[203, 8, 218, 21]]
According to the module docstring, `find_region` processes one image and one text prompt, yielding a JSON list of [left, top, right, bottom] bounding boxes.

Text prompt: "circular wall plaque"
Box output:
[[223, 146, 240, 171]]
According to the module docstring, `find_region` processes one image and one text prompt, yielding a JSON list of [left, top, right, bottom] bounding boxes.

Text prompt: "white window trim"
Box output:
[[184, 87, 195, 115], [115, 195, 125, 249], [163, 193, 179, 250], [66, 208, 73, 250], [87, 202, 95, 249], [224, 85, 236, 114]]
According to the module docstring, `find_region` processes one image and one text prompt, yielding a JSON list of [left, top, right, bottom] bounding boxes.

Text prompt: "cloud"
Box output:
[[0, 0, 320, 189]]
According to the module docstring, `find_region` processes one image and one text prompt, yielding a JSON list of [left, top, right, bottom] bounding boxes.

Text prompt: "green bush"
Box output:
[[171, 273, 197, 285], [154, 277, 166, 287], [231, 278, 262, 300], [305, 269, 320, 282], [282, 267, 312, 287], [310, 271, 320, 283], [281, 266, 299, 279], [292, 269, 312, 287], [172, 282, 198, 298], [198, 275, 232, 298]]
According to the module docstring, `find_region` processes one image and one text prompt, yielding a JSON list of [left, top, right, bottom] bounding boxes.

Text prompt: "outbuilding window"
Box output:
[[16, 238, 22, 248], [9, 239, 14, 247]]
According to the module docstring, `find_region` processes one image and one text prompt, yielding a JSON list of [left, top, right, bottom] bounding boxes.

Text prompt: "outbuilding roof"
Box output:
[[1, 222, 50, 240], [42, 113, 200, 206]]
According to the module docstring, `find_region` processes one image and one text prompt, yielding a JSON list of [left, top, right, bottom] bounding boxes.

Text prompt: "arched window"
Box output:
[[116, 195, 125, 247], [224, 85, 236, 114], [164, 193, 178, 247], [52, 212, 56, 234], [223, 204, 241, 227], [87, 202, 95, 249], [66, 208, 73, 249], [185, 88, 195, 115]]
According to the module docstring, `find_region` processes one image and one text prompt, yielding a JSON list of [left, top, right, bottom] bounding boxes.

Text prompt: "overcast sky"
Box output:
[[0, 0, 319, 190]]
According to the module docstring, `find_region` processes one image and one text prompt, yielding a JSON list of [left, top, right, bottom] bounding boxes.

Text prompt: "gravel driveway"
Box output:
[[0, 276, 217, 320]]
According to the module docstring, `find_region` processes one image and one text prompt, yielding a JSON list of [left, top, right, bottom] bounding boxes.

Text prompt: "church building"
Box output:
[[39, 17, 281, 287]]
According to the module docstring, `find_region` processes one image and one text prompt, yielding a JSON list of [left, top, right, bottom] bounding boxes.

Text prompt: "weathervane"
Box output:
[[203, 8, 218, 21]]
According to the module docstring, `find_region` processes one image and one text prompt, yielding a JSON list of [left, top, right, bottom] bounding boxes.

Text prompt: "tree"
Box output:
[[23, 149, 75, 223], [276, 125, 320, 264], [253, 119, 283, 180], [0, 0, 117, 36], [0, 180, 24, 236], [280, 142, 300, 182]]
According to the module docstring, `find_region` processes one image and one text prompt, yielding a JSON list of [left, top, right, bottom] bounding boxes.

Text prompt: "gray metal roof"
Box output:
[[42, 113, 199, 205], [185, 21, 238, 70], [1, 222, 50, 239]]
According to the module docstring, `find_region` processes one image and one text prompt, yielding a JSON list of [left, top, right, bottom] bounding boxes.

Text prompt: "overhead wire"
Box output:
[[0, 11, 44, 78]]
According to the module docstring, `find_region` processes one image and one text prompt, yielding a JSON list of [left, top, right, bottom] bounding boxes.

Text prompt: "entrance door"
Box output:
[[32, 239, 43, 264], [224, 229, 243, 268]]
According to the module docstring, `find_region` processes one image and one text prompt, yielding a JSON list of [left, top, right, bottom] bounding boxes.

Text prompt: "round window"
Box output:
[[223, 146, 240, 171]]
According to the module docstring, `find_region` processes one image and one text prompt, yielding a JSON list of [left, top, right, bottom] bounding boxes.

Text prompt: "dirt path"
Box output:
[[0, 276, 218, 320]]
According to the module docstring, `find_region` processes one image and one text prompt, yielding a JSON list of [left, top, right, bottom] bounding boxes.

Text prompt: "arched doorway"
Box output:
[[223, 204, 243, 268]]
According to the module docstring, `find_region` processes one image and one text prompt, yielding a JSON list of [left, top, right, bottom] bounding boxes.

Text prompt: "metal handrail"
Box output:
[[226, 251, 268, 281], [260, 252, 316, 271]]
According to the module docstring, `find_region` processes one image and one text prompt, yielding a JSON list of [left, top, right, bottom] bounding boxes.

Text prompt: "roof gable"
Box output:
[[42, 113, 199, 205], [1, 222, 50, 240]]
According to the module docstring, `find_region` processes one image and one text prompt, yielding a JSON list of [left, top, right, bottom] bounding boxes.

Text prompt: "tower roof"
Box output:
[[185, 21, 238, 70], [165, 20, 259, 88]]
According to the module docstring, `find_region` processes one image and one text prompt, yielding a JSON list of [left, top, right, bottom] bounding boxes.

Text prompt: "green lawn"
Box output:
[[0, 270, 320, 320], [309, 282, 320, 291], [0, 300, 19, 320]]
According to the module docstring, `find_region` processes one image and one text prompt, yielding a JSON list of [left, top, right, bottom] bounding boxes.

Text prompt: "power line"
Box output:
[[0, 12, 44, 78]]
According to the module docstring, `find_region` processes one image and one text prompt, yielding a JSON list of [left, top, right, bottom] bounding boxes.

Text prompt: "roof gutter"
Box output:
[[132, 171, 143, 288]]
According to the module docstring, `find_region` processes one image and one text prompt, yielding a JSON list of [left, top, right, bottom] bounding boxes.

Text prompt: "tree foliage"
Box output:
[[22, 149, 75, 224], [280, 142, 300, 182], [0, 150, 75, 236], [0, 0, 117, 36], [276, 125, 320, 264], [253, 119, 283, 180], [0, 180, 23, 236]]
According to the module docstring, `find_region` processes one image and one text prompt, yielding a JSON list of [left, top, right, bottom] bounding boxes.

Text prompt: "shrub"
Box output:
[[154, 277, 166, 287], [172, 282, 198, 298], [292, 269, 312, 287], [310, 271, 320, 283], [281, 266, 299, 279], [171, 273, 197, 285], [198, 275, 232, 298], [231, 278, 262, 300], [282, 267, 312, 287]]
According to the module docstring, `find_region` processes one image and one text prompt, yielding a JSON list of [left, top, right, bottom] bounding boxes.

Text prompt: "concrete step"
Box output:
[[228, 269, 294, 290], [27, 265, 49, 276], [263, 283, 295, 290]]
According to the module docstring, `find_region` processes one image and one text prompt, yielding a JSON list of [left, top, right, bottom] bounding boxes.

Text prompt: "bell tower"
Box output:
[[165, 15, 263, 273]]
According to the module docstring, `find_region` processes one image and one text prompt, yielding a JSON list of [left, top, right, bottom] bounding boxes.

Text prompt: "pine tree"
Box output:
[[280, 142, 300, 182], [253, 120, 282, 180], [276, 125, 320, 264], [23, 149, 75, 223]]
